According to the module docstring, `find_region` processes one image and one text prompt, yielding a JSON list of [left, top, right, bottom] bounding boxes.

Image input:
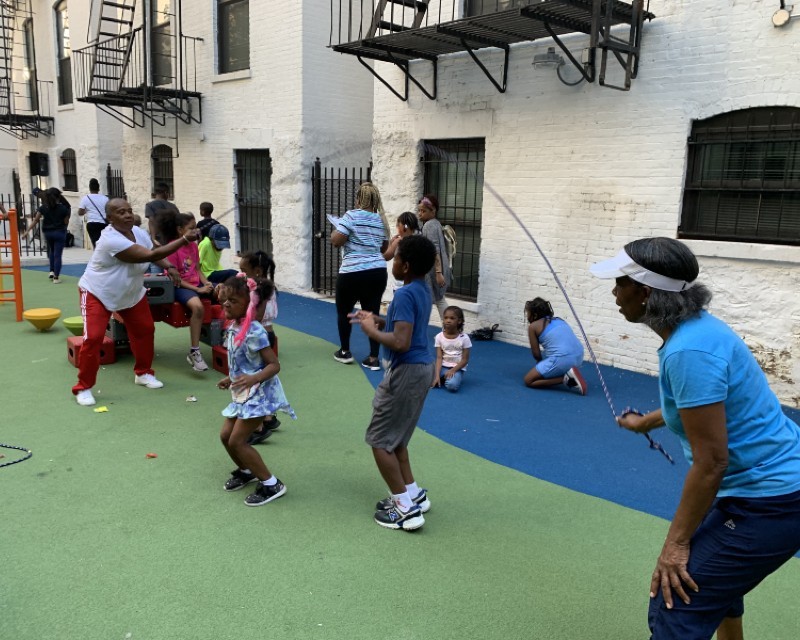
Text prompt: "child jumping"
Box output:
[[523, 297, 587, 395], [217, 275, 296, 506], [349, 235, 437, 531], [239, 251, 281, 444], [432, 305, 472, 393]]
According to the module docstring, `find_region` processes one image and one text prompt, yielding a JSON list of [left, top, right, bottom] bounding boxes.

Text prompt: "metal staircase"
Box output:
[[74, 0, 202, 156], [367, 0, 430, 38], [0, 0, 54, 138]]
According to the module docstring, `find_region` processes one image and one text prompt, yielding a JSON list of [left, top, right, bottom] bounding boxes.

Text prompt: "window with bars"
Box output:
[[61, 148, 77, 192], [679, 107, 800, 245], [151, 145, 174, 198], [218, 0, 250, 74], [422, 138, 485, 301]]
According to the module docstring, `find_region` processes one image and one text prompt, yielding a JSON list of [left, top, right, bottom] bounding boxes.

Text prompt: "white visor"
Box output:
[[590, 249, 695, 292]]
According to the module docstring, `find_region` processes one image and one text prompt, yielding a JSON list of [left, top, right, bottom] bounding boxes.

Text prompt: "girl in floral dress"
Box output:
[[217, 275, 296, 507]]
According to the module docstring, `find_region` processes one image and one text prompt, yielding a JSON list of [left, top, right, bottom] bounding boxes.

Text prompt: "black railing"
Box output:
[[311, 159, 372, 296], [73, 28, 200, 101], [106, 164, 126, 199], [0, 193, 46, 258]]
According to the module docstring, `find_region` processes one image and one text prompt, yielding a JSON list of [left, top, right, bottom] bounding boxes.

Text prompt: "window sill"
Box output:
[[682, 239, 800, 265], [211, 69, 251, 84], [57, 103, 74, 112], [449, 298, 480, 314]]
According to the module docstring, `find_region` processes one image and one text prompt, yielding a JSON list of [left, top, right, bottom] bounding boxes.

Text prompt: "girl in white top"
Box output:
[[432, 305, 472, 393], [382, 211, 421, 291]]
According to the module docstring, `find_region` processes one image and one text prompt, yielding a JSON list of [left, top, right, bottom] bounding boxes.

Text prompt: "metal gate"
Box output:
[[235, 149, 272, 255], [311, 158, 372, 296], [105, 163, 126, 198]]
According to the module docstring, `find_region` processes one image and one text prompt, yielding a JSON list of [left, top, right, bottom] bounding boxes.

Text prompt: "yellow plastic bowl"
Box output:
[[23, 308, 62, 332], [63, 316, 84, 336]]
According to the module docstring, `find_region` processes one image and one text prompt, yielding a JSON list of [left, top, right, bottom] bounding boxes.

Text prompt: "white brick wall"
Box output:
[[370, 0, 800, 405]]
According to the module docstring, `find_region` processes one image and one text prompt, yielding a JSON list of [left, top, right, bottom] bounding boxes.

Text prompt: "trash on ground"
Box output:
[[145, 453, 158, 459], [186, 395, 197, 402], [94, 406, 109, 413]]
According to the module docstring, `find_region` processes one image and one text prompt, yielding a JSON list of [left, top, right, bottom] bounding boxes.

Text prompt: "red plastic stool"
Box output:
[[212, 345, 229, 374], [67, 336, 116, 368]]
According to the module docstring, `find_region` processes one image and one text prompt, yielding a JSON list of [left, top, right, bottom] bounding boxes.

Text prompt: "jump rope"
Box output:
[[422, 142, 674, 464]]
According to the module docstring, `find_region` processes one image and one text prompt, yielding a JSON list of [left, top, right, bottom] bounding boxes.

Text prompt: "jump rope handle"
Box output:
[[620, 407, 675, 465]]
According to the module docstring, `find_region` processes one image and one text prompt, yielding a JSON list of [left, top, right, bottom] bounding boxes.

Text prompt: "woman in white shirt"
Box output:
[[78, 179, 110, 248], [72, 198, 198, 407]]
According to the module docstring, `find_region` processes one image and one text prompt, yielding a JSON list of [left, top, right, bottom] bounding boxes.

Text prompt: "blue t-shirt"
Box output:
[[659, 311, 800, 498], [335, 209, 386, 273], [539, 317, 584, 361], [382, 278, 433, 368]]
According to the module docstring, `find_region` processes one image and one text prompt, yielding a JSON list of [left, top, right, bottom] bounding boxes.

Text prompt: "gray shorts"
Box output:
[[365, 362, 434, 452]]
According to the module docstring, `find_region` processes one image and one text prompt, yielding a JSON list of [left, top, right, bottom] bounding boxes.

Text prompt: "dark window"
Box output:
[[465, 0, 534, 17], [422, 138, 485, 301], [23, 19, 39, 112], [55, 1, 72, 105], [680, 107, 800, 245], [151, 0, 173, 86], [235, 149, 272, 255], [218, 0, 250, 73], [61, 148, 77, 192], [151, 145, 174, 198]]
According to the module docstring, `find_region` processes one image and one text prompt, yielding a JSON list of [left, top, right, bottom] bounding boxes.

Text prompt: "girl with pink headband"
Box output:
[[216, 274, 296, 507]]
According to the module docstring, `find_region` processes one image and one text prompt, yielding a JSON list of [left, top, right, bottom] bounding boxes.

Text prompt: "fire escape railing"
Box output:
[[330, 0, 653, 100]]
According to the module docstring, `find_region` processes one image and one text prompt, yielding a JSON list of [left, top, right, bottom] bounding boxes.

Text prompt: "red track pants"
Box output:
[[72, 289, 156, 394]]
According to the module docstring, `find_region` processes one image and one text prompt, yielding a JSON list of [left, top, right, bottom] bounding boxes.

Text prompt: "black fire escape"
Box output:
[[0, 0, 54, 138], [330, 0, 654, 100], [73, 0, 202, 156]]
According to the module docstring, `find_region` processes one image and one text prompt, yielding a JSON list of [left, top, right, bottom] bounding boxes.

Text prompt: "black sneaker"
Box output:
[[263, 416, 281, 431], [361, 356, 381, 371], [333, 349, 354, 364], [374, 502, 425, 530], [376, 489, 430, 513], [247, 427, 273, 445], [223, 469, 257, 492], [244, 479, 287, 506]]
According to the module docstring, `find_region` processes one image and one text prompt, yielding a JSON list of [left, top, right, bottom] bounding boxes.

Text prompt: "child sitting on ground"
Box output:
[[523, 297, 587, 395], [239, 250, 281, 444], [349, 235, 437, 531], [217, 275, 296, 506], [432, 305, 471, 393], [161, 211, 213, 372]]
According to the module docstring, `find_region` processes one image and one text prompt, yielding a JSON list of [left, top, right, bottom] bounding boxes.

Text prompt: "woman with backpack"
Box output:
[[417, 194, 452, 322]]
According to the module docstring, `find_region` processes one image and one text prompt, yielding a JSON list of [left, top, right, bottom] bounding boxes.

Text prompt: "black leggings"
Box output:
[[86, 222, 108, 248], [335, 267, 387, 357]]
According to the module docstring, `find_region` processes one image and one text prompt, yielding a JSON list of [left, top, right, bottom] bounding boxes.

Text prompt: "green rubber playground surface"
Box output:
[[1, 269, 798, 639]]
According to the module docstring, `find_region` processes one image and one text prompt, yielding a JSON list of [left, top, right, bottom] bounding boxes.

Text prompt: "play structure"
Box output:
[[0, 209, 24, 322], [23, 307, 62, 332], [65, 274, 230, 371]]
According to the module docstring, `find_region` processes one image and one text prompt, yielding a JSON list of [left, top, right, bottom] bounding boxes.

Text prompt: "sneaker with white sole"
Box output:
[[564, 367, 588, 396], [374, 501, 424, 530], [52, 277, 62, 284], [376, 489, 430, 514], [75, 389, 96, 406], [244, 479, 286, 506], [48, 271, 55, 279], [187, 349, 209, 372], [224, 469, 258, 492], [134, 373, 164, 389], [333, 349, 354, 364]]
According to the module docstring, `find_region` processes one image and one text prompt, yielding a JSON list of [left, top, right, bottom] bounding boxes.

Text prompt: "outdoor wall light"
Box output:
[[772, 4, 795, 27], [532, 47, 564, 68]]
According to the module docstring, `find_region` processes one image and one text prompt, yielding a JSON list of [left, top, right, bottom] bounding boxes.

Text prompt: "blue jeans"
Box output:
[[439, 366, 464, 393], [43, 229, 67, 277]]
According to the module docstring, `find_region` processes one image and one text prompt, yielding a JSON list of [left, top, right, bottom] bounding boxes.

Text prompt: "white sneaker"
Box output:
[[53, 277, 62, 284], [187, 349, 209, 372], [134, 373, 164, 389], [48, 271, 55, 279], [75, 389, 96, 406]]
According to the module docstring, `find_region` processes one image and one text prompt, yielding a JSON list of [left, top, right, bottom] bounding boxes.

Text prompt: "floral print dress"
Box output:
[[222, 321, 296, 421]]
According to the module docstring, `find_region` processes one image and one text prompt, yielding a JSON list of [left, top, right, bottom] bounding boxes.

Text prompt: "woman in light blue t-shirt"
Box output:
[[591, 237, 800, 640]]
